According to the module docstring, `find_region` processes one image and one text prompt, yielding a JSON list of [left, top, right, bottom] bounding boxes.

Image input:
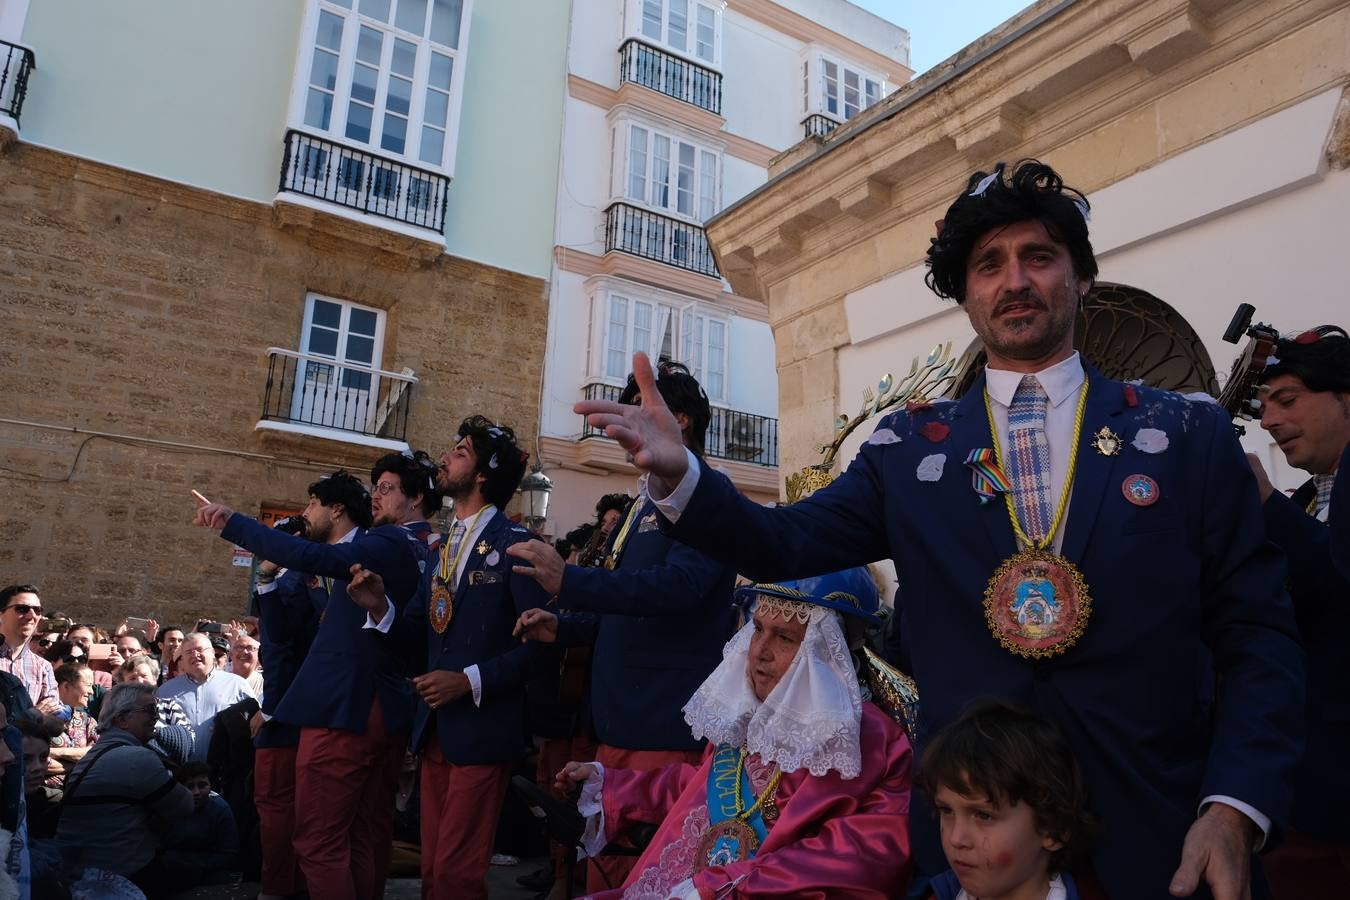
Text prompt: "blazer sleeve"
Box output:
[[1263, 489, 1349, 605], [473, 547, 556, 702], [555, 610, 599, 648], [1193, 403, 1305, 825], [1332, 442, 1350, 582], [664, 432, 893, 582], [221, 515, 404, 584], [557, 542, 731, 617]]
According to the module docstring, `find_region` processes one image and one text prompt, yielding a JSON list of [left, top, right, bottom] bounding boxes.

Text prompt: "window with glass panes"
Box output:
[[299, 0, 467, 169], [820, 57, 883, 121], [600, 292, 727, 401], [639, 0, 719, 64], [624, 125, 719, 221]]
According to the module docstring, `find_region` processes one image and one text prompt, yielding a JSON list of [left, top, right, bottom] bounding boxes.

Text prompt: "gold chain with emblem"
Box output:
[[732, 749, 783, 822]]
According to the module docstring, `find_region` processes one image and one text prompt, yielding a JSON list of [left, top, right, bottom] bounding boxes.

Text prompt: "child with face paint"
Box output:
[[918, 701, 1095, 900]]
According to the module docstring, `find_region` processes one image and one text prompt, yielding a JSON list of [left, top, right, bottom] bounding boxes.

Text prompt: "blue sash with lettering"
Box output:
[[701, 743, 768, 868]]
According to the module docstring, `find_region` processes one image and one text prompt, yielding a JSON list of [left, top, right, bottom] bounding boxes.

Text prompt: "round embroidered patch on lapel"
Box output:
[[1121, 474, 1160, 507]]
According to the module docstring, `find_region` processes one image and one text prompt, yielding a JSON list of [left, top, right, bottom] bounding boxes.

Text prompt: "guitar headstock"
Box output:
[[1217, 303, 1279, 433]]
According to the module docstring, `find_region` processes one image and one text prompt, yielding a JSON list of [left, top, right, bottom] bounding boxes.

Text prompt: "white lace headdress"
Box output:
[[682, 598, 863, 779]]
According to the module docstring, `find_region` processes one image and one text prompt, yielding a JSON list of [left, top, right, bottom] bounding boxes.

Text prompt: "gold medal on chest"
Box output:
[[429, 580, 454, 635], [476, 540, 491, 556], [695, 818, 760, 873], [983, 548, 1092, 658]]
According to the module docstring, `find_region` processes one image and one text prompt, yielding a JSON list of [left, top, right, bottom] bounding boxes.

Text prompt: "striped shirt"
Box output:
[[0, 640, 56, 705]]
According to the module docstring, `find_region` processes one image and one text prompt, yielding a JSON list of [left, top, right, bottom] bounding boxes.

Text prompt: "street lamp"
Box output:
[[517, 462, 554, 534]]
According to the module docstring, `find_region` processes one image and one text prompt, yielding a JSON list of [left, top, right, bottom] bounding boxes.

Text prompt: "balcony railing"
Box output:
[[605, 202, 719, 278], [802, 114, 839, 140], [619, 38, 721, 115], [259, 347, 417, 442], [278, 129, 449, 233], [581, 382, 778, 468], [0, 40, 36, 127]]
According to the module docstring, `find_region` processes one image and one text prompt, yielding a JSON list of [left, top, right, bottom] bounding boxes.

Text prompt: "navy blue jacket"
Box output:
[[221, 515, 424, 734], [556, 494, 737, 752], [250, 568, 322, 749], [405, 511, 552, 764], [662, 369, 1304, 898], [1333, 442, 1350, 582], [1263, 476, 1350, 840]]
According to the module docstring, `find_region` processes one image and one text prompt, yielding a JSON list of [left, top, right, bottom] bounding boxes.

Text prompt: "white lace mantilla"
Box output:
[[683, 606, 863, 779]]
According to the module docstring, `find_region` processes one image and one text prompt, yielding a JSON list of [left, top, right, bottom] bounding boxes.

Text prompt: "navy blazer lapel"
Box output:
[[1060, 367, 1127, 563], [946, 372, 1018, 561]]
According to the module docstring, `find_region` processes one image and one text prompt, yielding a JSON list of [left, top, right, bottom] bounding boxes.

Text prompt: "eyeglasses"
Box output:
[[36, 638, 53, 648], [371, 481, 402, 496], [3, 604, 41, 617], [61, 655, 82, 663], [132, 704, 159, 719]]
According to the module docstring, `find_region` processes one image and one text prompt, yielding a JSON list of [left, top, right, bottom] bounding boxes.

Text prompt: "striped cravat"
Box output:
[[445, 521, 467, 584], [1312, 473, 1335, 517], [1007, 376, 1054, 544]]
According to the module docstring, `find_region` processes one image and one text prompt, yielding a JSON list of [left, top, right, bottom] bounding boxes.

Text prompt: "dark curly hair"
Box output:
[[456, 416, 529, 511], [1265, 326, 1350, 394], [917, 699, 1095, 872], [594, 493, 631, 523], [618, 360, 712, 456], [371, 450, 444, 518], [925, 160, 1098, 304], [308, 470, 374, 529]]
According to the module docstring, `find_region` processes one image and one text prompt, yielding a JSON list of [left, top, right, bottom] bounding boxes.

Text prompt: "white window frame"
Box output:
[[802, 49, 887, 124], [589, 283, 730, 403], [293, 293, 389, 431], [614, 118, 722, 224], [285, 0, 475, 176], [628, 0, 724, 69]]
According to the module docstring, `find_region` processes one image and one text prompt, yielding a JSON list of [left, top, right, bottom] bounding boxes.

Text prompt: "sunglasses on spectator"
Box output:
[[3, 604, 41, 617], [61, 654, 82, 663], [36, 638, 53, 648]]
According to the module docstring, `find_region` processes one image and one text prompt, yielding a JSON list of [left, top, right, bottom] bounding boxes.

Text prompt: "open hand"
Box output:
[[513, 608, 559, 643], [1169, 803, 1256, 899], [507, 540, 565, 596], [574, 352, 690, 491]]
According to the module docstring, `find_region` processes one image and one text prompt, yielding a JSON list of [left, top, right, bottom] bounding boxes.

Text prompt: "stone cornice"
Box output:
[[552, 245, 769, 321], [705, 0, 1350, 304]]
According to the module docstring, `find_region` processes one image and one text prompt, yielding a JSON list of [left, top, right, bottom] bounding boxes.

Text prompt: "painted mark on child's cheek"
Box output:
[[994, 851, 1013, 868]]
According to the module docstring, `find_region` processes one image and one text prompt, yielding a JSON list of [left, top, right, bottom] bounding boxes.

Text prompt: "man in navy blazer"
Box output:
[[349, 417, 550, 900], [577, 161, 1305, 900], [511, 362, 738, 891], [1246, 326, 1350, 894], [195, 470, 424, 900]]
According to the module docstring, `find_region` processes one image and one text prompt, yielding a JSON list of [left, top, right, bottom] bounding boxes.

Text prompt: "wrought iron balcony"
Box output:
[[802, 114, 839, 139], [605, 202, 719, 279], [619, 39, 721, 115], [0, 40, 36, 127], [581, 382, 778, 468], [278, 129, 449, 233], [259, 348, 417, 443]]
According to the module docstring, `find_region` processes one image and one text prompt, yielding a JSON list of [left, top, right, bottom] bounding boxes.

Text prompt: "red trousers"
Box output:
[[419, 740, 513, 900], [292, 702, 406, 900], [254, 745, 303, 896], [1263, 830, 1350, 898], [585, 744, 704, 894]]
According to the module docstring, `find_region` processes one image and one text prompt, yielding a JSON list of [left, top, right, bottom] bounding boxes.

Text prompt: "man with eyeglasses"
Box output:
[[371, 449, 444, 555], [0, 584, 59, 714]]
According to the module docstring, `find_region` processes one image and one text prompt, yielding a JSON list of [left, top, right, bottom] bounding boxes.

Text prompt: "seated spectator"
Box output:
[[17, 718, 60, 839], [158, 761, 241, 887], [64, 624, 113, 689], [55, 682, 195, 898], [917, 701, 1095, 900], [118, 653, 191, 732], [48, 662, 99, 783], [157, 634, 254, 761]]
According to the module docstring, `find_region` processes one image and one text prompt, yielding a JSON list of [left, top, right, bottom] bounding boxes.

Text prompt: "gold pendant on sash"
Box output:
[[429, 579, 454, 635], [695, 819, 760, 873], [983, 547, 1091, 659]]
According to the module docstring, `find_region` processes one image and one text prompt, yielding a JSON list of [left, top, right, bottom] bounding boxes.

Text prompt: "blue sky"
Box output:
[[851, 1, 1034, 74]]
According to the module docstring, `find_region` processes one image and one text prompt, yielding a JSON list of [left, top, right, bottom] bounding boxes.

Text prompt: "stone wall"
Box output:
[[0, 144, 549, 625]]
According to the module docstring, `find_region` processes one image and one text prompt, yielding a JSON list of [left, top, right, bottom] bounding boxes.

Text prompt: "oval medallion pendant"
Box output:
[[983, 548, 1092, 658], [695, 819, 760, 873]]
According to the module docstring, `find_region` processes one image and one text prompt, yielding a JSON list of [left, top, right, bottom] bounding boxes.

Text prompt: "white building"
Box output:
[[537, 0, 912, 537]]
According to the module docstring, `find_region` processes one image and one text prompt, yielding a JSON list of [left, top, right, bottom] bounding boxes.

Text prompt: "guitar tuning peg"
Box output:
[[1247, 399, 1261, 411]]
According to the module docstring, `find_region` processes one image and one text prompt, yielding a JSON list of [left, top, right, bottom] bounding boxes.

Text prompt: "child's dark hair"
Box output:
[[917, 699, 1094, 870], [925, 160, 1097, 304], [176, 760, 212, 784], [307, 470, 374, 528], [371, 449, 444, 517]]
